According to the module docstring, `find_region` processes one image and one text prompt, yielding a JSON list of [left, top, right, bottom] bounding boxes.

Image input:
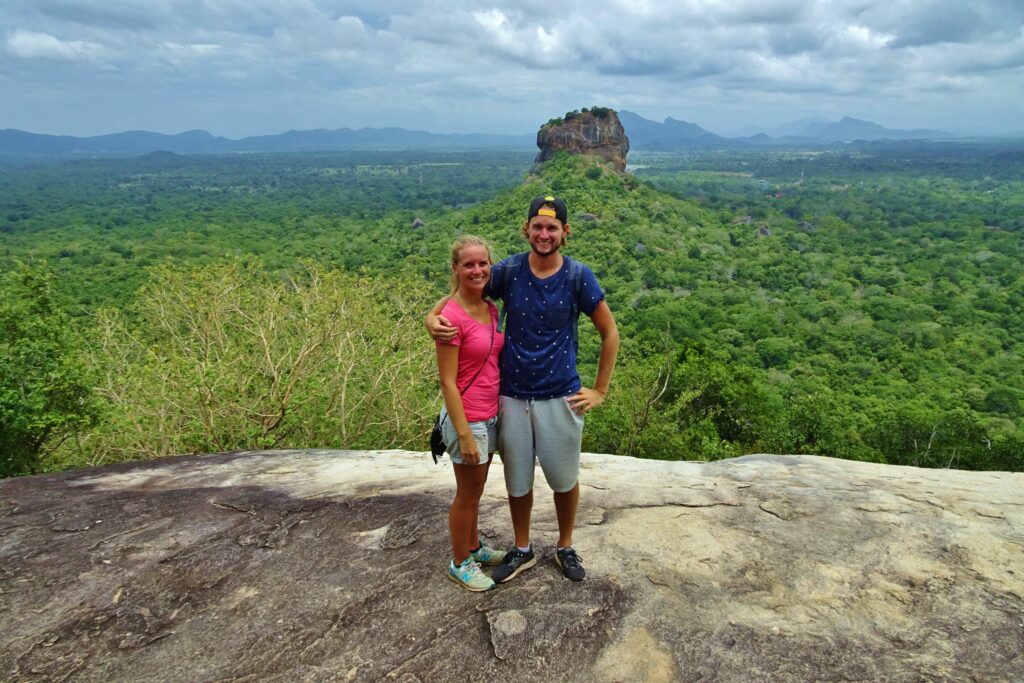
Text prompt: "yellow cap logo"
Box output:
[[537, 207, 557, 217]]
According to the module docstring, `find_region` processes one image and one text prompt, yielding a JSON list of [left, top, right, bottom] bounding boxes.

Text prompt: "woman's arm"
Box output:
[[436, 343, 482, 464]]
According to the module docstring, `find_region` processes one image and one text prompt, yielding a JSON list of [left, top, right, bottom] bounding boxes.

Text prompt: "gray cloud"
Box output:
[[30, 0, 167, 30], [859, 0, 1024, 47], [0, 0, 1021, 137]]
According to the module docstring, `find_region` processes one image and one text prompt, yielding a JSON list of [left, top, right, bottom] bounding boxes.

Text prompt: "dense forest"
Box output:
[[1, 143, 1021, 477]]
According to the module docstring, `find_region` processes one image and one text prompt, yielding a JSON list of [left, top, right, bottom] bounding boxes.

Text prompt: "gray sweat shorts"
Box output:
[[498, 395, 584, 497]]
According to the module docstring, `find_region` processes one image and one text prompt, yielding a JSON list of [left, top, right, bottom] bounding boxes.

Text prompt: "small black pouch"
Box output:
[[429, 415, 447, 464]]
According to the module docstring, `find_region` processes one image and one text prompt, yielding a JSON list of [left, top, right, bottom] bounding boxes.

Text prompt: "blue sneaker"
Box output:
[[491, 547, 537, 584], [471, 542, 507, 566], [447, 557, 495, 592]]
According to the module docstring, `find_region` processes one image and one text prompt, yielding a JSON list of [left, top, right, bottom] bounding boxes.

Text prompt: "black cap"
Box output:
[[528, 195, 568, 224]]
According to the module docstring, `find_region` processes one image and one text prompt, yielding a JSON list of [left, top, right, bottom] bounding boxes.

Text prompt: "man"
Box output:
[[427, 195, 619, 582]]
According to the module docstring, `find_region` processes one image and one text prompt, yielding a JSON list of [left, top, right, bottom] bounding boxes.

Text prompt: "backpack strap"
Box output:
[[496, 252, 526, 333], [497, 252, 587, 349], [565, 256, 585, 352]]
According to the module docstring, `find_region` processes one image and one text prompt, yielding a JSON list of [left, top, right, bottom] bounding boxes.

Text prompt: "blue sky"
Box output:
[[3, 0, 1023, 138]]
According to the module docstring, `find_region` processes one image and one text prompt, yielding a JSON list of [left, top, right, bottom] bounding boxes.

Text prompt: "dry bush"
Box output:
[[66, 260, 438, 467]]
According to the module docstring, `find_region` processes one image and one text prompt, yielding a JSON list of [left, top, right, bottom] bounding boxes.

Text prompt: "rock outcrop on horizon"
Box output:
[[618, 110, 726, 150], [535, 109, 630, 172], [2, 450, 1022, 682]]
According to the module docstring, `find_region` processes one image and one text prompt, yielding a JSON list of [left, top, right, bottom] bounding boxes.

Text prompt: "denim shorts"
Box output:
[[439, 408, 498, 465], [497, 395, 584, 496]]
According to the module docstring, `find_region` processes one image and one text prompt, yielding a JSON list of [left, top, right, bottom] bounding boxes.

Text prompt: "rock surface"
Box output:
[[536, 110, 629, 172], [1, 451, 1022, 682]]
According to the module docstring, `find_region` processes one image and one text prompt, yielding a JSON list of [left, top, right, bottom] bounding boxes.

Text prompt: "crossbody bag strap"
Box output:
[[456, 315, 495, 395]]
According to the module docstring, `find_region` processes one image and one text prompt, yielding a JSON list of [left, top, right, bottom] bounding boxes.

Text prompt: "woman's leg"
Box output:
[[449, 460, 490, 564], [469, 459, 493, 550]]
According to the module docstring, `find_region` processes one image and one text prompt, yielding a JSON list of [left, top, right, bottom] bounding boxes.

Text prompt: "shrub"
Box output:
[[66, 260, 437, 467], [0, 263, 98, 476]]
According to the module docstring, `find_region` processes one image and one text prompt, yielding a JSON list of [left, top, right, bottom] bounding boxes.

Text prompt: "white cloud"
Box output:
[[6, 29, 103, 61], [160, 42, 221, 56], [840, 25, 895, 49]]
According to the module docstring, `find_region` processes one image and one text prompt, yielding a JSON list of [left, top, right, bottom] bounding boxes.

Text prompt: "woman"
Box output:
[[436, 235, 506, 591]]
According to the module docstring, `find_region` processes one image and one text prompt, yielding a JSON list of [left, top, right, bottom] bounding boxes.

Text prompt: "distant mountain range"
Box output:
[[0, 113, 962, 161], [617, 111, 728, 149], [0, 127, 534, 161], [780, 116, 952, 143], [618, 111, 954, 149]]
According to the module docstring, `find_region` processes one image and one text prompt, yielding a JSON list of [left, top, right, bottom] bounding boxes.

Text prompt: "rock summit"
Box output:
[[535, 108, 630, 172]]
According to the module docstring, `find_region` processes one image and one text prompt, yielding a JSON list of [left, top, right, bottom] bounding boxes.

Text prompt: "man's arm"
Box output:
[[567, 300, 619, 415], [424, 296, 457, 343]]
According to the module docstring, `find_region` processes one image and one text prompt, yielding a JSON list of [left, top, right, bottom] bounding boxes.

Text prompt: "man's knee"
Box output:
[[552, 481, 579, 497]]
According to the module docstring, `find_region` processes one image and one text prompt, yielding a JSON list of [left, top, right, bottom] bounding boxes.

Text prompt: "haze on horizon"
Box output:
[[2, 0, 1023, 140]]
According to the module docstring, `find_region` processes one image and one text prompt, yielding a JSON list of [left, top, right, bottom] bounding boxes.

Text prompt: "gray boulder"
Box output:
[[1, 451, 1022, 681]]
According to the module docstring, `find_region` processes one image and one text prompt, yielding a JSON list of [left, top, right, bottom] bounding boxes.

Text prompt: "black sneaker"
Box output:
[[555, 547, 586, 581], [491, 547, 537, 584]]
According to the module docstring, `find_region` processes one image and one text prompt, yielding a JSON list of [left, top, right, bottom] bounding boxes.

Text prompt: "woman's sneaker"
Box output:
[[491, 547, 537, 584], [471, 543, 507, 566], [555, 547, 586, 581], [447, 557, 495, 592]]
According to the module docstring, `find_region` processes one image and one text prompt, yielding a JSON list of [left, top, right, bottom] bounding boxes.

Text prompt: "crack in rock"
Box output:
[[759, 500, 797, 520]]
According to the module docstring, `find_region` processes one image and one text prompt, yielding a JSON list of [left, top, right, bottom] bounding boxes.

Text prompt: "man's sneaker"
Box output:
[[447, 557, 495, 592], [491, 547, 537, 584], [555, 547, 586, 581], [471, 542, 507, 566]]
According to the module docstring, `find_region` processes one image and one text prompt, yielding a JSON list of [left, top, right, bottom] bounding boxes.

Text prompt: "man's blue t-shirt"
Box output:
[[486, 253, 605, 400]]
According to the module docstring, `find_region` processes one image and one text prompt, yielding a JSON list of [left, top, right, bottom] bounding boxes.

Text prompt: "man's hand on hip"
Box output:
[[567, 387, 606, 415]]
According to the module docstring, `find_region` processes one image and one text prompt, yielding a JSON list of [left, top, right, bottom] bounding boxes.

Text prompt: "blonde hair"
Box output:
[[449, 235, 494, 295]]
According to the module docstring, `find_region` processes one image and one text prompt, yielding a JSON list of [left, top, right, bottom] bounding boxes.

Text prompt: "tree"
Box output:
[[0, 262, 98, 477], [585, 336, 697, 459], [865, 405, 990, 469]]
